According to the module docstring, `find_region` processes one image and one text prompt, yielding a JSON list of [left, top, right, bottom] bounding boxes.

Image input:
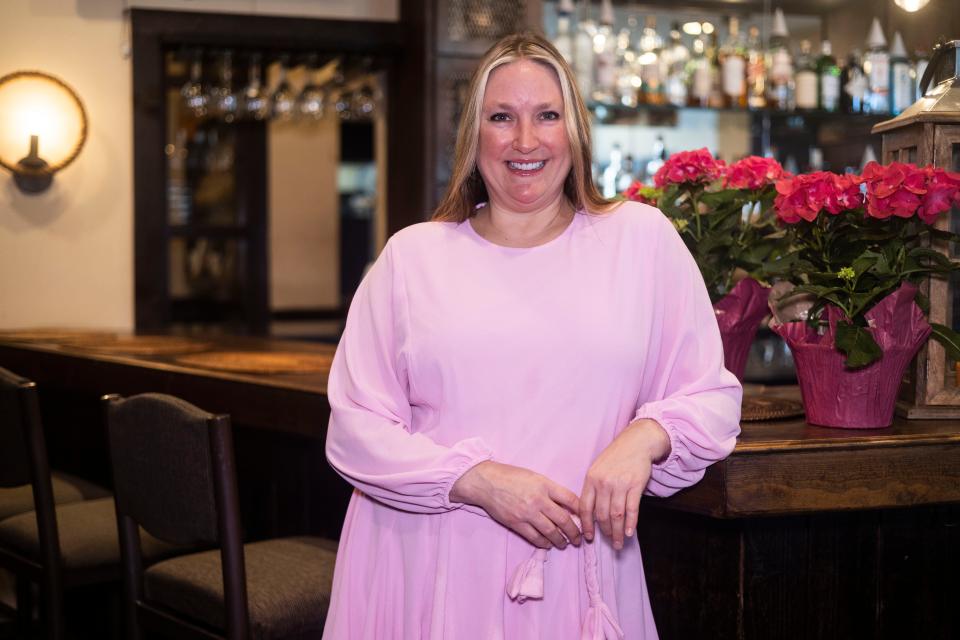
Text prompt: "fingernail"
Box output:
[[625, 528, 634, 537], [614, 541, 622, 550]]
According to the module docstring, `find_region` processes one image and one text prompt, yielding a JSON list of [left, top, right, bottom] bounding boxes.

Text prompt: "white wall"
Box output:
[[0, 0, 397, 331]]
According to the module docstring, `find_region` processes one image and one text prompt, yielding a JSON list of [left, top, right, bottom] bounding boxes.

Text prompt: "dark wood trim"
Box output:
[[234, 121, 269, 335], [132, 11, 169, 332], [271, 307, 345, 321], [394, 0, 435, 230]]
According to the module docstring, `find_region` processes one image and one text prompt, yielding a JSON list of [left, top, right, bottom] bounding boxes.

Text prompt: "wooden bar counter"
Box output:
[[1, 334, 958, 639]]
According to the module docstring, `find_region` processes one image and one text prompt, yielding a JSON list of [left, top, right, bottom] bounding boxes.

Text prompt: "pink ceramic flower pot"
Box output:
[[714, 278, 770, 381], [771, 283, 931, 429]]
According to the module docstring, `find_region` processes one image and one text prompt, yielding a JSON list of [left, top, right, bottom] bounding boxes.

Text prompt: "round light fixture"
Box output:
[[0, 70, 88, 193], [894, 0, 931, 12]]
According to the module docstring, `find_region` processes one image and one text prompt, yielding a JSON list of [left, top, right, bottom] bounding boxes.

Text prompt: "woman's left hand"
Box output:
[[578, 419, 671, 550]]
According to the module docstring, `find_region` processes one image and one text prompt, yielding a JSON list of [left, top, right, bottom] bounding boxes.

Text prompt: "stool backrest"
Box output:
[[0, 367, 36, 487], [104, 392, 250, 640], [0, 367, 65, 639], [105, 393, 224, 546]]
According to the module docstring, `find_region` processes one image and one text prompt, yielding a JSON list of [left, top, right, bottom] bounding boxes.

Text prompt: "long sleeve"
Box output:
[[325, 239, 494, 513], [635, 214, 742, 497]]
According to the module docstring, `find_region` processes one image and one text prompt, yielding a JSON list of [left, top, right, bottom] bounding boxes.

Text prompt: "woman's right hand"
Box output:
[[450, 461, 581, 549]]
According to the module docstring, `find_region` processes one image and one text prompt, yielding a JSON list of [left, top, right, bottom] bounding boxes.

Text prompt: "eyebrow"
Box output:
[[490, 102, 559, 111]]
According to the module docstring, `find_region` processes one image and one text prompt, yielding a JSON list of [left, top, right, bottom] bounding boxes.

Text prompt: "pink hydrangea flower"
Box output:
[[855, 162, 960, 222], [724, 156, 787, 190], [653, 148, 726, 188], [773, 172, 863, 224], [919, 167, 960, 224]]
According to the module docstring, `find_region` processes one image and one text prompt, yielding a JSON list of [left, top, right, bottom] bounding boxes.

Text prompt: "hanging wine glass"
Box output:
[[181, 49, 208, 118], [271, 55, 297, 121], [351, 82, 377, 120], [240, 53, 270, 121], [209, 50, 239, 122], [297, 54, 326, 120], [331, 69, 353, 121]]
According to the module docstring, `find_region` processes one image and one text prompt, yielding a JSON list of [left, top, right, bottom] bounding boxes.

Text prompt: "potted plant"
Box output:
[[769, 162, 960, 428], [623, 149, 789, 380]]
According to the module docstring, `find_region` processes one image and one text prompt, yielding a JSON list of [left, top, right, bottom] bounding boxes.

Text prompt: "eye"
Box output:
[[540, 110, 561, 121], [489, 112, 511, 122]]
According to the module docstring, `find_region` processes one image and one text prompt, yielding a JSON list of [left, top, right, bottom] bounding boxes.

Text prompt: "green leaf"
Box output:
[[834, 320, 883, 368], [930, 323, 960, 362]]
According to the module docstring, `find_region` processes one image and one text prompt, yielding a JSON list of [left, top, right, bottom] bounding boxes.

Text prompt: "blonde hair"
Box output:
[[432, 31, 616, 223]]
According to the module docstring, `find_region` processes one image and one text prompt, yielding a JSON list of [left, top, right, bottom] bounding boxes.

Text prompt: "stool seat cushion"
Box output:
[[0, 497, 179, 571], [0, 472, 109, 521], [144, 536, 337, 640]]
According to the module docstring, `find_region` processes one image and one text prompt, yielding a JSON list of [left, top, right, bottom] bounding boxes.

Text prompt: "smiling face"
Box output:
[[476, 59, 572, 213]]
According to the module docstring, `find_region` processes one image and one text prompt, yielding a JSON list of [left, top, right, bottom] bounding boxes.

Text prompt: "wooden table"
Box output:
[[2, 336, 958, 638]]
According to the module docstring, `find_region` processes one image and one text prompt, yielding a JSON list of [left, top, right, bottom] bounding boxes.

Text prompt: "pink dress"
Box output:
[[322, 202, 742, 639]]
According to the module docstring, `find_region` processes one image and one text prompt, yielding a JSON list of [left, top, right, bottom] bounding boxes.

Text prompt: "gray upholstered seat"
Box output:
[[144, 537, 337, 640], [0, 471, 110, 521], [0, 497, 180, 572]]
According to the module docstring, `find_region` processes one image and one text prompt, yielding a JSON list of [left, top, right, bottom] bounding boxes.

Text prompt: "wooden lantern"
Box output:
[[873, 40, 960, 418]]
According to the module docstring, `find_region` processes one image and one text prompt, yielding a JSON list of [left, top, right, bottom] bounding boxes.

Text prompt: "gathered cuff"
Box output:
[[440, 437, 495, 511], [633, 404, 681, 472]]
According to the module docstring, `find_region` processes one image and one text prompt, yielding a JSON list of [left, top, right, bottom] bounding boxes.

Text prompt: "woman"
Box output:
[[323, 32, 741, 639]]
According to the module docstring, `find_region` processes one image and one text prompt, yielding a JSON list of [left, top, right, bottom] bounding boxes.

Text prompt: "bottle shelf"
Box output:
[[587, 100, 894, 125]]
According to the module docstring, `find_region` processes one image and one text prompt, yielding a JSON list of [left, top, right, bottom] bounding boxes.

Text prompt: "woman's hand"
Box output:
[[450, 461, 581, 549], [579, 419, 671, 550]]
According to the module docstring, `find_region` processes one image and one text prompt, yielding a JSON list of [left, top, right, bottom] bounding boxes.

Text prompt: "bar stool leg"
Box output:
[[15, 577, 34, 638]]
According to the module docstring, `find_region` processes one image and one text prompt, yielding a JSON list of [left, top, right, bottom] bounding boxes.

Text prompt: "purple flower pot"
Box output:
[[714, 278, 770, 381], [771, 283, 931, 429]]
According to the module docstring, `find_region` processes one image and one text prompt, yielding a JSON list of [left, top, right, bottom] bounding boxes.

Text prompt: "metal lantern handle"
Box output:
[[919, 40, 959, 97]]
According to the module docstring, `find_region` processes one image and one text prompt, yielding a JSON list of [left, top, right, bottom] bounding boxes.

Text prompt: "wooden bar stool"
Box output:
[[104, 393, 337, 640], [0, 367, 178, 640]]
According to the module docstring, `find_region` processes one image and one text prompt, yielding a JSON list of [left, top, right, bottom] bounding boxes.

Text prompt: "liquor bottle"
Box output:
[[592, 0, 617, 103], [863, 18, 890, 114], [687, 36, 712, 108], [841, 50, 867, 114], [573, 1, 596, 103], [889, 32, 913, 114], [617, 154, 636, 193], [601, 143, 623, 198], [746, 25, 767, 109], [645, 135, 667, 181], [707, 30, 725, 109], [615, 15, 641, 108], [638, 15, 664, 105], [794, 40, 818, 110], [554, 0, 575, 66], [915, 49, 930, 98], [816, 40, 841, 112], [718, 16, 747, 109], [766, 8, 794, 111], [664, 21, 690, 107]]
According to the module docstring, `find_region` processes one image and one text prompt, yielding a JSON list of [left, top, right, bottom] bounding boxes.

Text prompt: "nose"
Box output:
[[513, 119, 538, 154]]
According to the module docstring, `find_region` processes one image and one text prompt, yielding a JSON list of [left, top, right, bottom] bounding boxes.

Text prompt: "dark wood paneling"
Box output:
[[641, 505, 960, 640]]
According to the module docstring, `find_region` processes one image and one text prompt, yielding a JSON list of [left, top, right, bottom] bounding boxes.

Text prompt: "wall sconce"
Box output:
[[0, 70, 88, 194], [894, 0, 931, 12]]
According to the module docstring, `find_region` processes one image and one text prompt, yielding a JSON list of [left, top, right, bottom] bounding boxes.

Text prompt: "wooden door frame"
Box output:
[[131, 8, 424, 332]]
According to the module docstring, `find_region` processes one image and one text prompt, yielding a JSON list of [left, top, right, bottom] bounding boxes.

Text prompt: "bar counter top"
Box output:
[[2, 332, 959, 517]]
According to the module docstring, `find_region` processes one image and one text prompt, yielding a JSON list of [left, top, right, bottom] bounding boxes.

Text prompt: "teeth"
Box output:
[[508, 161, 545, 171]]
